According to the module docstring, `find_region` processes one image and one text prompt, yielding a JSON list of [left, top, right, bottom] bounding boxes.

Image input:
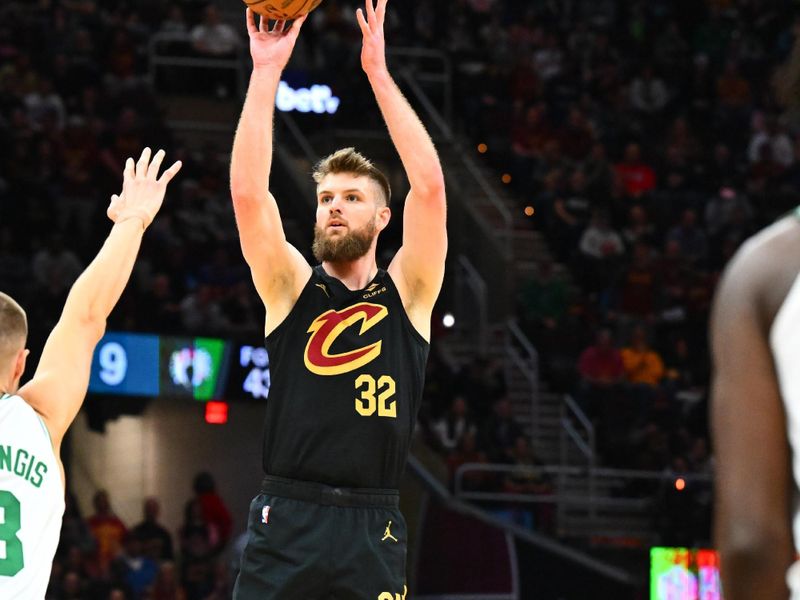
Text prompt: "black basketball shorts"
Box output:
[[233, 475, 408, 600]]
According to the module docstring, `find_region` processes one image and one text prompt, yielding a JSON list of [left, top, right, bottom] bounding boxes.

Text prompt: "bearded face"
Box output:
[[312, 218, 377, 263]]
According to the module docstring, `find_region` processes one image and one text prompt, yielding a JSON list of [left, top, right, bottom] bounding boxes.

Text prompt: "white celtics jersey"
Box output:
[[0, 393, 64, 599], [770, 269, 800, 598]]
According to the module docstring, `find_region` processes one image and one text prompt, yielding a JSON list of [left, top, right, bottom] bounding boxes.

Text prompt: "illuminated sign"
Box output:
[[276, 81, 340, 114], [650, 547, 722, 600], [89, 332, 269, 402]]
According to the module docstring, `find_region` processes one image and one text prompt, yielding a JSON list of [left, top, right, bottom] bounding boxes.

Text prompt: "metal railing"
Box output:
[[454, 255, 488, 353], [391, 55, 513, 261], [453, 461, 712, 540], [559, 394, 596, 519], [387, 46, 454, 131], [147, 32, 247, 98], [407, 455, 638, 586], [505, 319, 540, 439]]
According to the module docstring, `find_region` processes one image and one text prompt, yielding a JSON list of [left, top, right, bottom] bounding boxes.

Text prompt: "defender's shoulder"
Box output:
[[717, 216, 800, 329]]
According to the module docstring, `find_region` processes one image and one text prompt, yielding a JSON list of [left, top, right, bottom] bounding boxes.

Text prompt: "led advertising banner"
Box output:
[[650, 547, 722, 600]]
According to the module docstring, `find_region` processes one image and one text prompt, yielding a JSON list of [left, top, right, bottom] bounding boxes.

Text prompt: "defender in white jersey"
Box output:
[[711, 209, 800, 599], [0, 148, 181, 599]]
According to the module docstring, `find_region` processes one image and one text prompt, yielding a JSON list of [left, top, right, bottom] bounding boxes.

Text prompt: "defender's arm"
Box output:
[[711, 239, 794, 599]]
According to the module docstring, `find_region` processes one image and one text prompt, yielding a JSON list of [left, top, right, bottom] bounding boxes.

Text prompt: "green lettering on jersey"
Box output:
[[0, 445, 11, 472], [13, 449, 28, 477]]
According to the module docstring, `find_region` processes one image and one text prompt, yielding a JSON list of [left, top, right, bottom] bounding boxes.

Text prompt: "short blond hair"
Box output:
[[0, 292, 27, 364], [312, 148, 392, 207]]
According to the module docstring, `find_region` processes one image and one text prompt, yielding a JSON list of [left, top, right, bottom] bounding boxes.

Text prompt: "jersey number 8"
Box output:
[[0, 491, 23, 576]]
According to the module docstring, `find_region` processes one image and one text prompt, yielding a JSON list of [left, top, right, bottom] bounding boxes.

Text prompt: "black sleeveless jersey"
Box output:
[[262, 266, 429, 489]]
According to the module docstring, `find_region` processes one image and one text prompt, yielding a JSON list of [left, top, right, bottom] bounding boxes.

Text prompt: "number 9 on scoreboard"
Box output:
[[89, 333, 159, 397]]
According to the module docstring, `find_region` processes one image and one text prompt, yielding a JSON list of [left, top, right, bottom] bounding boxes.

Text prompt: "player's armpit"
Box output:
[[18, 316, 103, 449], [711, 246, 794, 600]]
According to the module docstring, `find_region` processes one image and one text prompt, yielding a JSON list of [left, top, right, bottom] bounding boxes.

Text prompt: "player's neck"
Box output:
[[322, 254, 378, 291]]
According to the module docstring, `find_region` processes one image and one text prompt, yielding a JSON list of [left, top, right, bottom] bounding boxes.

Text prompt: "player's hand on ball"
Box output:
[[246, 8, 307, 70], [356, 0, 388, 76], [107, 148, 182, 229]]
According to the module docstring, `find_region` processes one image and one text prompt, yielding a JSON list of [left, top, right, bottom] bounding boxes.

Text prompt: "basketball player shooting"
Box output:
[[0, 148, 180, 599], [711, 213, 800, 599], [230, 1, 446, 598]]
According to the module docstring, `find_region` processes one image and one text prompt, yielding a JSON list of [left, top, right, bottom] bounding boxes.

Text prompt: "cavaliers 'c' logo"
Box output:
[[304, 303, 389, 376]]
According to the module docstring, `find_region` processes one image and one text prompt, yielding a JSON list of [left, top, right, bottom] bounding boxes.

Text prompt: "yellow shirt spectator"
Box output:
[[621, 346, 665, 386]]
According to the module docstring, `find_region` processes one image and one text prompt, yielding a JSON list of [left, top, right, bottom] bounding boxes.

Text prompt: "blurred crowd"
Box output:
[[2, 0, 797, 570], [49, 473, 236, 600], [391, 0, 797, 548]]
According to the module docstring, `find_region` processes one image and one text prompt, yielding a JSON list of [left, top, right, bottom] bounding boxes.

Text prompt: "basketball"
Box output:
[[244, 0, 323, 20]]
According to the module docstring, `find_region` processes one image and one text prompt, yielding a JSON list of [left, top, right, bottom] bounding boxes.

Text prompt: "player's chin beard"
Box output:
[[312, 220, 376, 263]]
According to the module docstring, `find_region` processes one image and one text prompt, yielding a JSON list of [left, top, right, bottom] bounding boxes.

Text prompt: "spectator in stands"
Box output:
[[456, 356, 506, 420], [716, 59, 752, 114], [578, 209, 624, 294], [220, 280, 261, 336], [621, 325, 665, 425], [622, 204, 656, 248], [190, 4, 241, 97], [60, 570, 86, 600], [533, 32, 564, 82], [559, 106, 596, 161], [131, 497, 174, 562], [190, 5, 241, 58], [748, 113, 794, 168], [517, 259, 569, 355], [110, 533, 159, 600], [446, 430, 490, 492], [191, 472, 232, 555], [432, 396, 477, 455], [614, 142, 657, 199], [179, 284, 231, 334], [32, 233, 83, 295], [502, 436, 554, 533], [179, 499, 218, 600], [510, 102, 554, 184], [23, 77, 66, 130], [161, 6, 189, 35], [137, 273, 182, 334], [656, 144, 697, 216], [150, 561, 187, 600], [551, 169, 593, 260], [87, 490, 128, 579], [59, 491, 96, 556], [576, 328, 625, 420], [480, 397, 524, 463], [582, 142, 614, 197], [630, 65, 670, 117], [704, 184, 754, 241], [667, 208, 708, 266], [617, 242, 657, 318], [421, 349, 454, 420]]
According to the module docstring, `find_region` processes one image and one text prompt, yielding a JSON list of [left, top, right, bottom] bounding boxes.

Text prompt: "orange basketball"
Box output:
[[245, 0, 323, 20]]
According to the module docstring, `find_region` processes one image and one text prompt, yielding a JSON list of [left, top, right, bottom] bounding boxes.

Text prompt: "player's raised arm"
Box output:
[[357, 0, 447, 338], [230, 10, 311, 326], [19, 149, 181, 449], [710, 235, 795, 599]]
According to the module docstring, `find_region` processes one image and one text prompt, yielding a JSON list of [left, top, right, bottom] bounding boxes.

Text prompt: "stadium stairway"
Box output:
[[433, 144, 659, 550]]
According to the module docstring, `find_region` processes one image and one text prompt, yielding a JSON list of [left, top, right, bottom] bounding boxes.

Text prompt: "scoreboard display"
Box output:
[[88, 332, 270, 401]]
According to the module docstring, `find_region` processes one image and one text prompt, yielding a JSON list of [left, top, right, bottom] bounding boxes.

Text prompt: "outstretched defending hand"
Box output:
[[107, 148, 182, 229], [356, 0, 389, 77], [246, 8, 307, 70]]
